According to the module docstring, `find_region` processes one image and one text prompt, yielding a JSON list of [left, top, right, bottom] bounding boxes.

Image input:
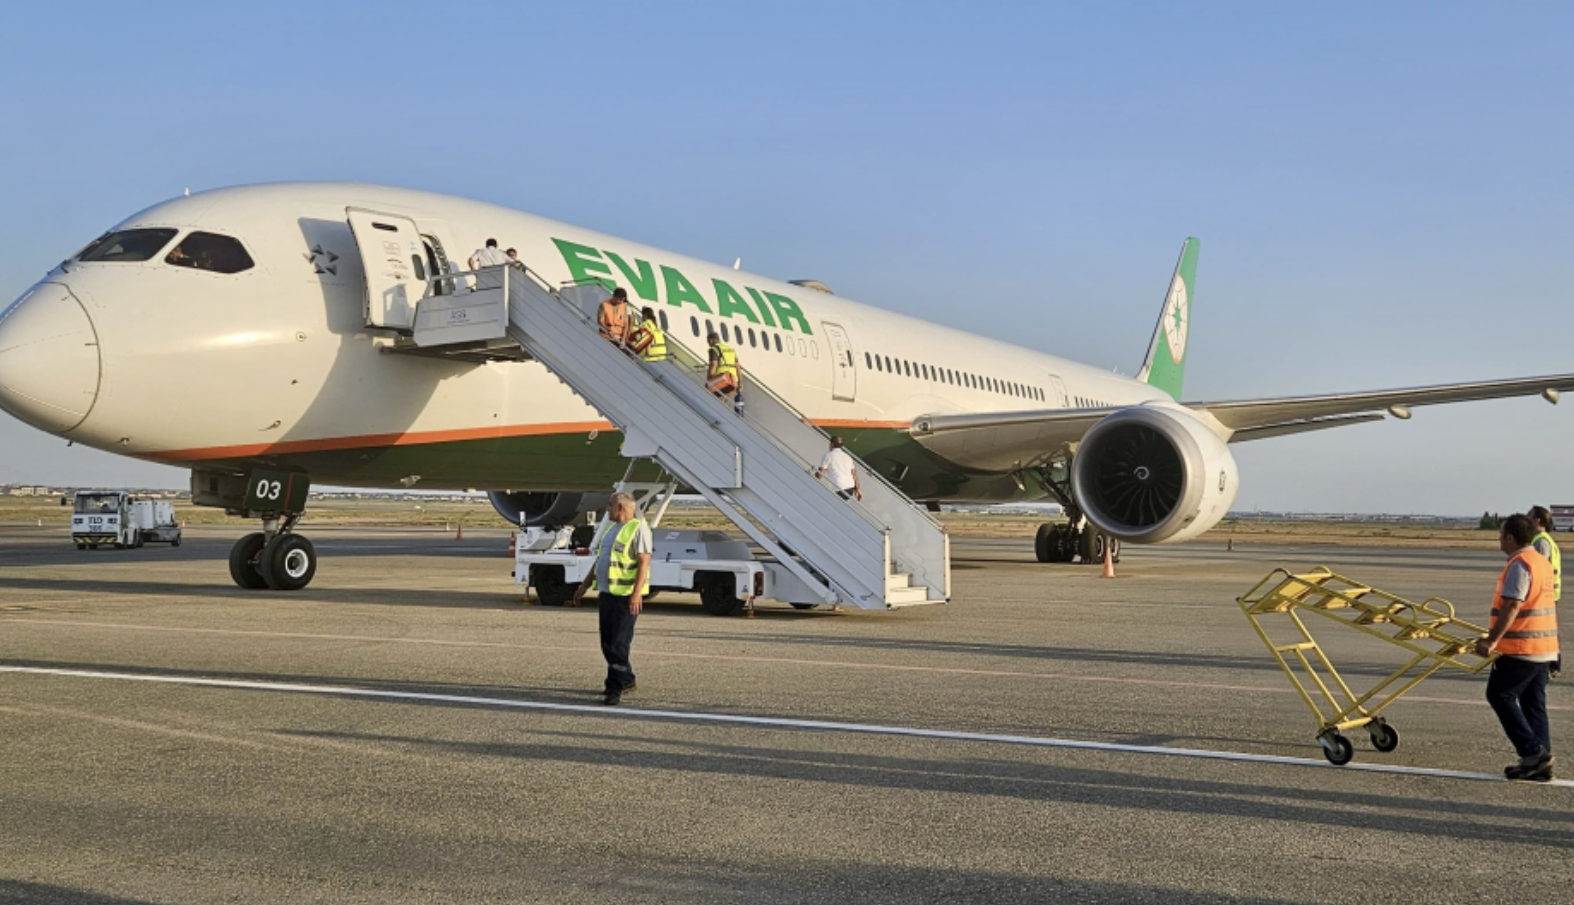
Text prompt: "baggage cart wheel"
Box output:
[[1368, 720, 1400, 753], [1318, 731, 1354, 766], [530, 565, 571, 606]]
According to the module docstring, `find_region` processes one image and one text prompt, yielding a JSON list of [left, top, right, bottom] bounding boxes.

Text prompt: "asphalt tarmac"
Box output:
[[2, 524, 1570, 904]]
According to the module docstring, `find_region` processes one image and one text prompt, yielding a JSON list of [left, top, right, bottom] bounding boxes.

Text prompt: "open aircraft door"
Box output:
[[347, 208, 428, 331], [821, 321, 857, 402]]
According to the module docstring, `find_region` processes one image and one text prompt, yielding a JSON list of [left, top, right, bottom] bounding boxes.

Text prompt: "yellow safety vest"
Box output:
[[591, 519, 649, 596], [711, 342, 739, 379], [640, 322, 668, 361], [1533, 529, 1562, 601]]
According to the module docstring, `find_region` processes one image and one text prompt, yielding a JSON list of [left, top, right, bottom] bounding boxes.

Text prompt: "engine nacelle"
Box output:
[[1070, 404, 1238, 544], [486, 490, 606, 528]]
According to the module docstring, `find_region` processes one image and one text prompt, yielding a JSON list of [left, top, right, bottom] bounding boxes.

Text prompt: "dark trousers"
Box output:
[[1486, 656, 1551, 757], [598, 592, 638, 693]]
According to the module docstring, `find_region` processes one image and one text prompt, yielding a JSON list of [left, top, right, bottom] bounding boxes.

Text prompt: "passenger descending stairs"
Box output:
[[403, 266, 950, 610]]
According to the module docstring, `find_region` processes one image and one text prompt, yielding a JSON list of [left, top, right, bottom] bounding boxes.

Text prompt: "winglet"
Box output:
[[1135, 238, 1199, 400]]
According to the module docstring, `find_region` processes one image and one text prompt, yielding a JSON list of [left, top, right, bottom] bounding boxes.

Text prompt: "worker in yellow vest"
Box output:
[[706, 330, 741, 400], [628, 307, 668, 362], [1529, 505, 1563, 679], [572, 491, 652, 706], [1476, 513, 1560, 781]]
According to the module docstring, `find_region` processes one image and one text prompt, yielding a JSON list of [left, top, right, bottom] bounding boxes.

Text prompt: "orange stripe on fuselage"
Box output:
[[147, 417, 911, 464], [150, 421, 616, 462]]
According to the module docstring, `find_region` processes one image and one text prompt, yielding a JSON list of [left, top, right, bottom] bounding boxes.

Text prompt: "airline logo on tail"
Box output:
[[1162, 272, 1189, 363], [1137, 237, 1199, 400]]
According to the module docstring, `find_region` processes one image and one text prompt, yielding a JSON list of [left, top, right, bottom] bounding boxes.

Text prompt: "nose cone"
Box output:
[[0, 282, 100, 434]]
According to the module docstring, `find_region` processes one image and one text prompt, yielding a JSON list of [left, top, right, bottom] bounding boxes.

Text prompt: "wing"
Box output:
[[909, 372, 1574, 472]]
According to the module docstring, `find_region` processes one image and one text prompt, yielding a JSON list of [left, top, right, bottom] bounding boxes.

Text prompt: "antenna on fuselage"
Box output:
[[732, 258, 741, 270], [183, 187, 190, 197]]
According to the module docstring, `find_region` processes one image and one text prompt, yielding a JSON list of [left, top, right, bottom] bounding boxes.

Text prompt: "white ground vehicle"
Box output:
[[71, 491, 182, 550], [514, 525, 828, 617]]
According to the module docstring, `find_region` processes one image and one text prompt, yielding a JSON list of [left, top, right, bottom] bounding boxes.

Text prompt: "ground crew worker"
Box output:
[[706, 330, 741, 398], [597, 287, 633, 345], [1529, 505, 1563, 677], [628, 307, 667, 361], [1475, 513, 1559, 781], [814, 435, 863, 501], [571, 492, 652, 706]]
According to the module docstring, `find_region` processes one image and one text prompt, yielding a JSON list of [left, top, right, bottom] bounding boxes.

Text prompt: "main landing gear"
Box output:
[[1030, 469, 1119, 566], [229, 514, 318, 591]]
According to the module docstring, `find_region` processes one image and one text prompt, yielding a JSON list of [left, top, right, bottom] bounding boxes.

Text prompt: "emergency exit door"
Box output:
[[347, 208, 429, 331], [821, 322, 857, 402]]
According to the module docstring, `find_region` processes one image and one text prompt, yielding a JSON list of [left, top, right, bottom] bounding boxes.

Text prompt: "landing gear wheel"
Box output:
[[699, 574, 745, 617], [1034, 523, 1059, 563], [1319, 731, 1354, 766], [259, 534, 317, 591], [1368, 720, 1400, 753], [228, 532, 269, 589], [530, 565, 571, 606]]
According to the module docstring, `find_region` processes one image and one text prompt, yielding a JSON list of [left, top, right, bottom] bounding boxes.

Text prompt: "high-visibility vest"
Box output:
[[636, 322, 667, 360], [1532, 529, 1562, 601], [711, 342, 739, 379], [599, 301, 631, 341], [590, 519, 649, 596], [1493, 549, 1559, 657]]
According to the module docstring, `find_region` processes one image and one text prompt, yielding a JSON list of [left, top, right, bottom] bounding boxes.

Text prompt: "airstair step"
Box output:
[[885, 585, 937, 606]]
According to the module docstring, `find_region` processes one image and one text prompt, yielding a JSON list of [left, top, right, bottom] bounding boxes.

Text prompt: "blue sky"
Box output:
[[1, 1, 1569, 514]]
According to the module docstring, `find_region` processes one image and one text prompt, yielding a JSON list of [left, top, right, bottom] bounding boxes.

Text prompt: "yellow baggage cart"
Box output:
[[1237, 567, 1494, 765]]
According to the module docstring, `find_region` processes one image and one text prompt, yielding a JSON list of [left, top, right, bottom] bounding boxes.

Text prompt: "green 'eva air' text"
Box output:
[[552, 238, 813, 335]]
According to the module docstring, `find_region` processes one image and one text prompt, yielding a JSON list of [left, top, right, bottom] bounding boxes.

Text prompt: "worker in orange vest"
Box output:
[[597, 287, 632, 346], [1476, 513, 1560, 781]]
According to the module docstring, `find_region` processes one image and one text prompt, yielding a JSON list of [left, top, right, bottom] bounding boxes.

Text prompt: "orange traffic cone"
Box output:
[[1100, 541, 1115, 579], [507, 532, 517, 556]]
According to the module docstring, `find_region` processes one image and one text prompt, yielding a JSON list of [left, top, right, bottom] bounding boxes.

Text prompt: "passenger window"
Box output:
[[690, 316, 699, 337], [705, 320, 715, 339], [164, 232, 254, 274], [77, 228, 178, 262], [811, 342, 819, 360], [865, 352, 873, 369], [411, 255, 427, 282], [774, 334, 782, 353], [659, 311, 669, 331], [748, 328, 757, 348]]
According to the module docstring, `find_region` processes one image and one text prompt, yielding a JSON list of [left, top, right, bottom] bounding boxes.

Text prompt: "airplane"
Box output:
[[0, 182, 1568, 592]]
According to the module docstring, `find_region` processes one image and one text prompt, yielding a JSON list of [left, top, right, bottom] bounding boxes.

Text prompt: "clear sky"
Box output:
[[1, 1, 1569, 515]]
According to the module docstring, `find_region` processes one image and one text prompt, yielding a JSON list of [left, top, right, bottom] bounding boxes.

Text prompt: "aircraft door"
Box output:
[[347, 208, 428, 330], [821, 321, 857, 402], [1046, 374, 1070, 408]]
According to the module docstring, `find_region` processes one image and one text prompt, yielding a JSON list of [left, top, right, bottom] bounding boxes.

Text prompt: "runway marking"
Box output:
[[3, 664, 1566, 787], [5, 616, 1566, 712]]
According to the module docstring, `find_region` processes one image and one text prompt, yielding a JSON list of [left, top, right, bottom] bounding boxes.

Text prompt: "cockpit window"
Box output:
[[77, 228, 178, 262], [165, 232, 255, 274]]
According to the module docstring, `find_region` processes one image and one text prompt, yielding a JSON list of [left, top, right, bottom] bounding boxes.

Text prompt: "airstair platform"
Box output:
[[397, 264, 949, 610]]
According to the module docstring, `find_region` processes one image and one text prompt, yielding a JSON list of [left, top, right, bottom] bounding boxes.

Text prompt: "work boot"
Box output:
[[602, 690, 621, 706], [1505, 748, 1553, 780]]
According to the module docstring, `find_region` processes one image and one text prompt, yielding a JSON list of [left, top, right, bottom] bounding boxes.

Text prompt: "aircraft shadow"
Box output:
[[277, 724, 1574, 849]]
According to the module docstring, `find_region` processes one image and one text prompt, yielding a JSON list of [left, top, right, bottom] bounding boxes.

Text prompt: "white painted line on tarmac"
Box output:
[[5, 616, 1567, 713], [3, 664, 1568, 787]]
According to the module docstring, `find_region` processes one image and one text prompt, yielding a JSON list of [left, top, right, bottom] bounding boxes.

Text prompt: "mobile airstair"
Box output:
[[391, 264, 949, 610]]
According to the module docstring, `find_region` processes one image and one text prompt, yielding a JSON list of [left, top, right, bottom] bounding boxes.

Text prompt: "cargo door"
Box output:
[[347, 208, 429, 330], [821, 321, 857, 402]]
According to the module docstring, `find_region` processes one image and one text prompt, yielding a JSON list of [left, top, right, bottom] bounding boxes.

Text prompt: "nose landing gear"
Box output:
[[228, 511, 319, 591], [193, 466, 319, 592]]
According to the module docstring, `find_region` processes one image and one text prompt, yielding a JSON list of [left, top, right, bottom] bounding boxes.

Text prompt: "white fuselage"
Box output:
[[0, 184, 1166, 493]]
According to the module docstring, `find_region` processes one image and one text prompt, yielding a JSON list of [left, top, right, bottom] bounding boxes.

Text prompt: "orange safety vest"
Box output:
[[599, 301, 631, 341], [1492, 549, 1560, 657]]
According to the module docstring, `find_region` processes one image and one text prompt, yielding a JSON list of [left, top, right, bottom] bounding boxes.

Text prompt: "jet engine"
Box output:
[[1070, 404, 1238, 544], [486, 490, 606, 528]]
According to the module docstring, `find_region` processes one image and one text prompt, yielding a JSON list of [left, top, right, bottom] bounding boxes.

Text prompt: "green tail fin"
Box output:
[[1136, 238, 1199, 400]]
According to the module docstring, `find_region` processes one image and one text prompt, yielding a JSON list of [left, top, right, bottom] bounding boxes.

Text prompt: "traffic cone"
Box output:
[[1227, 537, 1233, 552], [36, 518, 42, 528], [456, 523, 464, 541], [1100, 541, 1115, 579], [507, 532, 517, 556]]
